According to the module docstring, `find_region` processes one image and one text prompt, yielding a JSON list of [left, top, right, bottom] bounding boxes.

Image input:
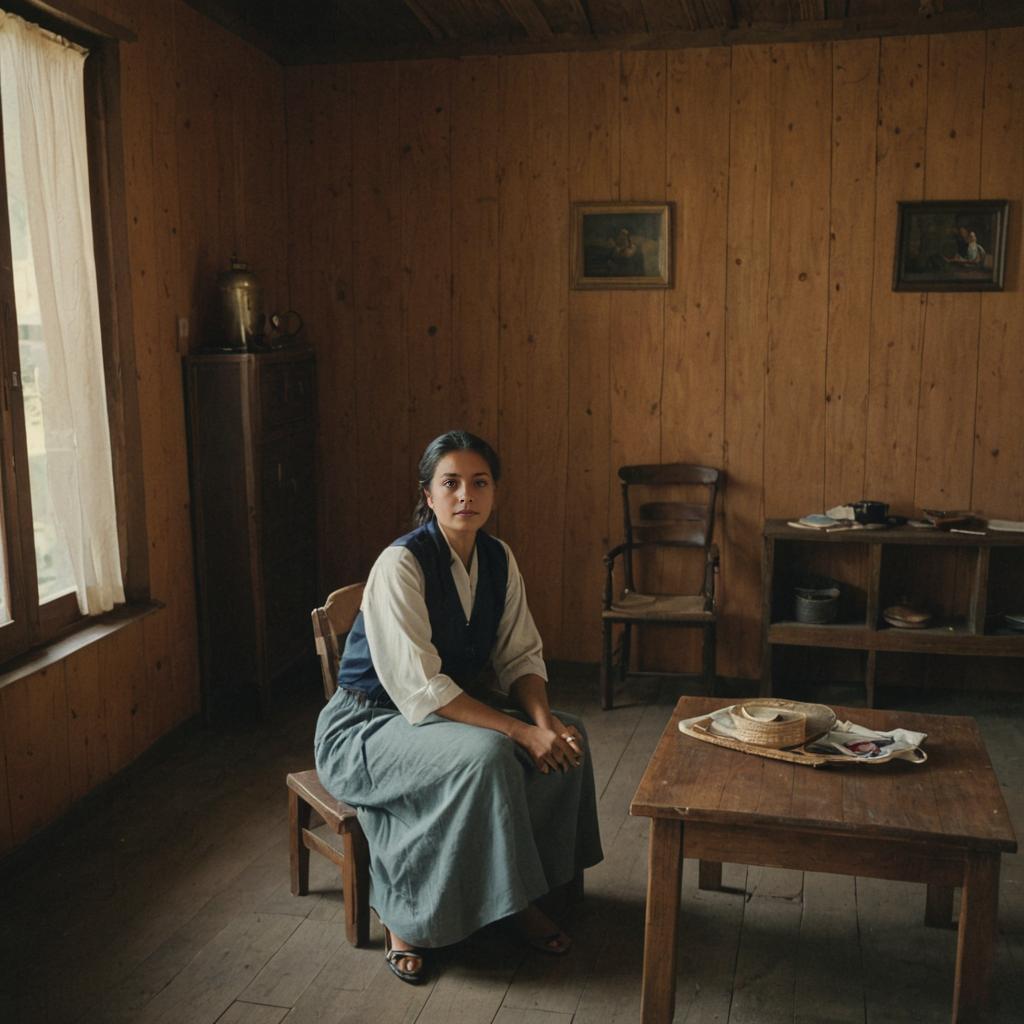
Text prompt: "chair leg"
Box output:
[[620, 623, 632, 682], [618, 618, 626, 684], [289, 789, 312, 897], [601, 619, 614, 710], [342, 826, 371, 947], [702, 623, 717, 696]]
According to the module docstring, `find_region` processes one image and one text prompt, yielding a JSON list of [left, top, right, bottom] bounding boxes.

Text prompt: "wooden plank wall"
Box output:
[[0, 0, 289, 856], [287, 29, 1024, 682], [3, 19, 1019, 857]]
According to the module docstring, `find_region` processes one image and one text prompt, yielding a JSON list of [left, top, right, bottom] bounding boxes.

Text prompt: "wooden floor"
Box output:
[[2, 669, 1023, 1024]]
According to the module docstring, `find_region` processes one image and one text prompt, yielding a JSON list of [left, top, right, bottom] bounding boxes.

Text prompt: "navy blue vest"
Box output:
[[337, 519, 509, 708]]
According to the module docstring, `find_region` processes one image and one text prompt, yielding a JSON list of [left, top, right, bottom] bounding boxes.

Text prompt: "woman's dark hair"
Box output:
[[413, 430, 501, 525]]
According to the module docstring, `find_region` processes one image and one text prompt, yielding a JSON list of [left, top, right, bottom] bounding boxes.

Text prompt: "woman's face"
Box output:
[[424, 450, 496, 539]]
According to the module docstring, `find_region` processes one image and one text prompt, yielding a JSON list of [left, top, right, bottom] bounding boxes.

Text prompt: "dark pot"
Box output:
[[853, 500, 889, 524]]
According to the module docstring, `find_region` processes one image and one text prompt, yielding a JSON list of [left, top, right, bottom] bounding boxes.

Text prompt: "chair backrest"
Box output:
[[618, 464, 721, 589], [311, 582, 365, 702]]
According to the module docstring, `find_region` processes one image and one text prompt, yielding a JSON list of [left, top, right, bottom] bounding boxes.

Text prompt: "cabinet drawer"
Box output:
[[260, 356, 314, 428], [260, 437, 315, 538]]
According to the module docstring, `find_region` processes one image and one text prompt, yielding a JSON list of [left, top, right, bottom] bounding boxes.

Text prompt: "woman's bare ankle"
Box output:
[[511, 904, 572, 953], [387, 930, 416, 952]]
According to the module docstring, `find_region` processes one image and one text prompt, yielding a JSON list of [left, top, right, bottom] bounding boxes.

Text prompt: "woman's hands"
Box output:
[[511, 715, 584, 775], [435, 689, 585, 775], [507, 675, 586, 775]]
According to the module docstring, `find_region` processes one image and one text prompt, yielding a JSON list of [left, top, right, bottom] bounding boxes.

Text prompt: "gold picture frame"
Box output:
[[571, 201, 673, 289], [892, 199, 1008, 292]]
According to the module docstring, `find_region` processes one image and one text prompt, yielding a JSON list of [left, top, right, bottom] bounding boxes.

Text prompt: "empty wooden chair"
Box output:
[[286, 583, 370, 946], [600, 464, 721, 709]]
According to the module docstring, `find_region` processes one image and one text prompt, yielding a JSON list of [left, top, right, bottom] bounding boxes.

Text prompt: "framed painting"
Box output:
[[571, 201, 673, 289], [892, 199, 1008, 291]]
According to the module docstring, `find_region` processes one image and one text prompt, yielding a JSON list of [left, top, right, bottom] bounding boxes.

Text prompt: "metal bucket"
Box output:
[[794, 578, 840, 624]]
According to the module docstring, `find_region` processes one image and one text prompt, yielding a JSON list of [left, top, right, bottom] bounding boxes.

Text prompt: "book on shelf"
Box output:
[[922, 508, 977, 530], [787, 514, 850, 531]]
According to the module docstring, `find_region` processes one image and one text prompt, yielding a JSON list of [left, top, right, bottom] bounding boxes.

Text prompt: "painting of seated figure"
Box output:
[[893, 199, 1008, 291], [571, 202, 673, 289]]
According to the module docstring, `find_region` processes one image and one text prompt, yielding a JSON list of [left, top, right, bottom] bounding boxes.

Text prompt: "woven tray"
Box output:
[[679, 698, 838, 768]]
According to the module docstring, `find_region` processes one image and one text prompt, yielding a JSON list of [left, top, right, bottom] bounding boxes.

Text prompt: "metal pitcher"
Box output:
[[217, 257, 264, 348]]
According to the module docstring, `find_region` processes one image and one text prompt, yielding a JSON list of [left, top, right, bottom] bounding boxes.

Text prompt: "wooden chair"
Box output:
[[600, 464, 721, 710], [286, 583, 370, 947]]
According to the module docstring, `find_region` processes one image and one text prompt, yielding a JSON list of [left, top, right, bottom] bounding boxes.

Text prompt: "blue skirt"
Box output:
[[314, 688, 604, 948]]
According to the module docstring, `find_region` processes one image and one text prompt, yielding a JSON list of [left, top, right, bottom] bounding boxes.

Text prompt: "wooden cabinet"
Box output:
[[184, 348, 318, 723], [761, 520, 1024, 705]]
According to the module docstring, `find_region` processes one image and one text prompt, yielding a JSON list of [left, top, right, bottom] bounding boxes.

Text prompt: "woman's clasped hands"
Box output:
[[514, 716, 585, 775]]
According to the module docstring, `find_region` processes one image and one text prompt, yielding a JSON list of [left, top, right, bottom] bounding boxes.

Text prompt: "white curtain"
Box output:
[[0, 13, 124, 613]]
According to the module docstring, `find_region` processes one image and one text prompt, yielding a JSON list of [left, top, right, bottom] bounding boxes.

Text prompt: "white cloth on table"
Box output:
[[807, 720, 928, 763]]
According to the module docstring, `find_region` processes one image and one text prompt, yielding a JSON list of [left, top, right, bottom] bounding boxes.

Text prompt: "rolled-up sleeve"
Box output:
[[491, 542, 548, 692], [362, 547, 464, 725]]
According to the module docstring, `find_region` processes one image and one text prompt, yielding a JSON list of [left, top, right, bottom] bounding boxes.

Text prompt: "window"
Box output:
[[0, 3, 143, 663]]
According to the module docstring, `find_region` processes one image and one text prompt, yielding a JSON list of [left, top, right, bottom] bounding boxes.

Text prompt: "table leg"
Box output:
[[925, 884, 954, 928], [698, 860, 723, 891], [952, 852, 1000, 1023], [641, 818, 684, 1024]]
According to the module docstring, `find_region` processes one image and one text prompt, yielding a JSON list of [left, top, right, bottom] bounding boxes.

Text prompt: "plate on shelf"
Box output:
[[1006, 613, 1024, 632], [988, 519, 1024, 533], [882, 605, 933, 629]]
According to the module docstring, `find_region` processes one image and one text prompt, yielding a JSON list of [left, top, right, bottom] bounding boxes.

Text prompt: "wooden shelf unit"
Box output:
[[184, 347, 318, 724], [761, 520, 1024, 705]]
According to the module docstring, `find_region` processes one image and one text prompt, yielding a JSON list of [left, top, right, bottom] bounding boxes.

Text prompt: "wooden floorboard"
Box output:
[[728, 867, 804, 1024], [793, 873, 862, 1024], [1, 672, 1023, 1023]]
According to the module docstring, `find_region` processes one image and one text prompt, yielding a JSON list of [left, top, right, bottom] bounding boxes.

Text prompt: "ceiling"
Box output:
[[185, 0, 1024, 65]]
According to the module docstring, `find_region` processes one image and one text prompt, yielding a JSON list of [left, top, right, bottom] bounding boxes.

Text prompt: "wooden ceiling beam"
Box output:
[[695, 0, 736, 29], [644, 1, 697, 31], [533, 0, 591, 34], [289, 0, 1024, 63], [586, 0, 649, 33], [187, 0, 1024, 64], [403, 0, 448, 40], [497, 0, 554, 37], [798, 0, 827, 19], [22, 0, 136, 41]]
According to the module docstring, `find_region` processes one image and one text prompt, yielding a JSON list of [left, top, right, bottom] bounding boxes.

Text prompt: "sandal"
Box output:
[[383, 928, 428, 985]]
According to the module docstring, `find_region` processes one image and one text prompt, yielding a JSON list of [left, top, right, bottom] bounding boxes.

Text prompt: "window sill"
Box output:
[[0, 601, 163, 692]]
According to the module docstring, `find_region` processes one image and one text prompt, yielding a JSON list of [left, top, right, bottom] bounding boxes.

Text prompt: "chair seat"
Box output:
[[286, 769, 359, 835], [603, 591, 713, 622]]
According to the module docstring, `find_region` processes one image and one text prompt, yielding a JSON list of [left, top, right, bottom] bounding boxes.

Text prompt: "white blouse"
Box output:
[[360, 529, 548, 725]]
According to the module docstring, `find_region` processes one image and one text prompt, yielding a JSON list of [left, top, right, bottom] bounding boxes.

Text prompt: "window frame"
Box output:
[[0, 0, 145, 664]]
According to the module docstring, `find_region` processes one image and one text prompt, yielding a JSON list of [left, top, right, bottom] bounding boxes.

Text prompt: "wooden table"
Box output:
[[629, 697, 1018, 1024]]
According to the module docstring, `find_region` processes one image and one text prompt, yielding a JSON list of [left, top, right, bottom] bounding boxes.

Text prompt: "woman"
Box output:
[[964, 231, 986, 265], [314, 430, 603, 985]]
